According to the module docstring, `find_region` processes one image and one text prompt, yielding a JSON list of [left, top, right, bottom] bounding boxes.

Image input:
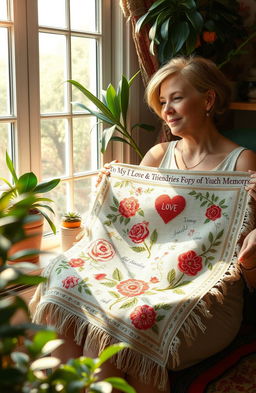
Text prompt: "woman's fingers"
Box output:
[[96, 160, 118, 187], [245, 170, 256, 200]]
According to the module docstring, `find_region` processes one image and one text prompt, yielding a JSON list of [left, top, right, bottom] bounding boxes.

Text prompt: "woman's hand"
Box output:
[[245, 170, 256, 201], [95, 160, 118, 187], [238, 228, 256, 268]]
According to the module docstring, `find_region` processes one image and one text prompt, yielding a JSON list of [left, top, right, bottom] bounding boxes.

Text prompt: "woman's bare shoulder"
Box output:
[[236, 149, 256, 172], [140, 142, 170, 167]]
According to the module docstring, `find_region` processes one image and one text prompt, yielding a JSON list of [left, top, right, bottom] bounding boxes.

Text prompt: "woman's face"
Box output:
[[159, 73, 208, 137]]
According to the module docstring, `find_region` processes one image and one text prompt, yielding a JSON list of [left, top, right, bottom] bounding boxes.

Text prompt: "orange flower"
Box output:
[[202, 31, 217, 43]]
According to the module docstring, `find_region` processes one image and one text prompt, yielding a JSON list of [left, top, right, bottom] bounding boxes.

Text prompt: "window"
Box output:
[[0, 0, 115, 238]]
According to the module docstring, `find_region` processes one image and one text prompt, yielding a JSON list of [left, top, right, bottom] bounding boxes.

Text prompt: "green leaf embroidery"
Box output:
[[109, 291, 120, 298], [167, 269, 176, 285], [131, 246, 146, 252], [119, 298, 138, 309], [150, 229, 158, 245], [112, 268, 123, 281]]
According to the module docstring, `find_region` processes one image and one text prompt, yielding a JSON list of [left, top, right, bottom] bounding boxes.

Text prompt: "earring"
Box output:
[[206, 111, 210, 117]]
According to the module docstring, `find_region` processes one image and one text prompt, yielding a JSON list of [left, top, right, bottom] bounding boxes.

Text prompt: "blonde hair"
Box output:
[[145, 56, 231, 118]]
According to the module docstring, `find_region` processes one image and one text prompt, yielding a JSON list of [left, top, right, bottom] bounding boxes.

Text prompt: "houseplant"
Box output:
[[0, 191, 136, 393], [61, 211, 82, 228], [68, 71, 155, 160], [135, 0, 254, 69], [1, 151, 60, 263]]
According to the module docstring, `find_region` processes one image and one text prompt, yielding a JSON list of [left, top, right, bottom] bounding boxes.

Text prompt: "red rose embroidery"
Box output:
[[62, 275, 79, 289], [128, 221, 149, 244], [88, 239, 115, 261], [68, 258, 85, 267], [130, 305, 156, 330], [178, 250, 203, 276], [150, 276, 160, 283], [95, 273, 107, 280], [119, 197, 139, 218], [116, 279, 149, 297], [205, 205, 222, 221]]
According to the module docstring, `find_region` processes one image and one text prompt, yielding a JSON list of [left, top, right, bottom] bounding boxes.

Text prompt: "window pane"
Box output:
[[71, 36, 97, 109], [73, 116, 98, 173], [39, 33, 66, 113], [0, 123, 11, 184], [0, 0, 8, 20], [41, 118, 67, 179], [38, 0, 66, 29], [0, 28, 10, 115], [74, 178, 94, 216], [70, 0, 96, 32]]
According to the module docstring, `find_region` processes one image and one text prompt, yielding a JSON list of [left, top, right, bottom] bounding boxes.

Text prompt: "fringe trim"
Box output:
[[32, 301, 169, 391]]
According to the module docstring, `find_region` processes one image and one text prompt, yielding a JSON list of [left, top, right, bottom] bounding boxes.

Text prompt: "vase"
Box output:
[[60, 225, 84, 252]]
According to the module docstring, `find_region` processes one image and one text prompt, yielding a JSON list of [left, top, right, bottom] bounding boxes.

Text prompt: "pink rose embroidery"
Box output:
[[68, 258, 85, 268], [128, 221, 149, 244], [205, 205, 222, 221], [62, 275, 79, 289], [94, 273, 107, 280], [130, 305, 156, 330], [116, 279, 149, 297], [150, 276, 159, 283], [88, 239, 115, 261], [118, 197, 139, 218], [178, 250, 203, 276]]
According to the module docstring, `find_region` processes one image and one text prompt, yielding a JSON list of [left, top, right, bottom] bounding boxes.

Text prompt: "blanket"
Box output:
[[31, 163, 252, 389]]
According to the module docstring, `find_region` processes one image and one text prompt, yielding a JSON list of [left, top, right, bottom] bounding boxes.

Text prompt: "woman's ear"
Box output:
[[205, 89, 216, 111]]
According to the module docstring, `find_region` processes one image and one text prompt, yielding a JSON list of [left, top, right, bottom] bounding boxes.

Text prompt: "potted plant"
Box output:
[[68, 71, 155, 160], [60, 211, 84, 252], [0, 191, 135, 393], [61, 211, 82, 228], [135, 0, 255, 70], [0, 151, 60, 263]]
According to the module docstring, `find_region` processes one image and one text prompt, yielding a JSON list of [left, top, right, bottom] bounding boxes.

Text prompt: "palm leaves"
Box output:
[[68, 71, 154, 160]]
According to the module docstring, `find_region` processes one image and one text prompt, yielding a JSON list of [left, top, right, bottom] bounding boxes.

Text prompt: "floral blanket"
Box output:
[[31, 163, 251, 389]]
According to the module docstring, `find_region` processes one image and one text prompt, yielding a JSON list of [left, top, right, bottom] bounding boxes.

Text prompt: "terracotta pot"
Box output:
[[8, 213, 44, 264], [61, 225, 84, 252]]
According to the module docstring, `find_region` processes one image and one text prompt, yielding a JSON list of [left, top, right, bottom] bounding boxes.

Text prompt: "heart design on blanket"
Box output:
[[155, 195, 186, 223]]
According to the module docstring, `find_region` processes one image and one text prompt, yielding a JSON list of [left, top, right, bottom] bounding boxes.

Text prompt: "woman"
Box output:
[[50, 57, 256, 393]]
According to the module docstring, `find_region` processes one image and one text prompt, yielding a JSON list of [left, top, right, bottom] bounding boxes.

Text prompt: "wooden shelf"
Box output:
[[230, 102, 256, 111]]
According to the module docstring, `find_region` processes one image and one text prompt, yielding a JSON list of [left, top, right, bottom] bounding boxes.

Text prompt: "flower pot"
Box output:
[[60, 225, 84, 252], [8, 213, 44, 264]]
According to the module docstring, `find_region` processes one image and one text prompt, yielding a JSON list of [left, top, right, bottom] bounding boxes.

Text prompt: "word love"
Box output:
[[155, 195, 186, 224]]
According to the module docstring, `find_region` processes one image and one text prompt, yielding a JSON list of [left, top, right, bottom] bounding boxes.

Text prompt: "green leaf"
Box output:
[[105, 377, 137, 393], [72, 101, 115, 125], [6, 151, 18, 184], [160, 17, 170, 40], [39, 209, 56, 234], [67, 80, 116, 122], [186, 9, 203, 31], [131, 246, 146, 252], [112, 268, 123, 281], [110, 136, 132, 147], [119, 297, 138, 309], [27, 329, 57, 356], [106, 83, 120, 119], [30, 356, 60, 370], [101, 125, 117, 153], [101, 281, 116, 287], [167, 269, 175, 285], [208, 232, 213, 243], [216, 229, 224, 239], [96, 343, 129, 367], [16, 172, 37, 193], [128, 70, 140, 87], [108, 291, 120, 298], [90, 381, 112, 393], [150, 229, 158, 245], [171, 21, 190, 54], [131, 123, 155, 132], [118, 76, 129, 126], [34, 178, 60, 193]]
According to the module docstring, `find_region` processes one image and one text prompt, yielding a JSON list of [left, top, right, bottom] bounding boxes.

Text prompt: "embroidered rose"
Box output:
[[94, 273, 107, 280], [178, 250, 203, 276], [128, 221, 149, 244], [130, 305, 156, 330], [205, 205, 222, 221], [118, 197, 139, 218], [88, 239, 115, 261], [62, 275, 79, 289], [150, 276, 160, 283], [116, 279, 149, 297], [68, 258, 85, 268]]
